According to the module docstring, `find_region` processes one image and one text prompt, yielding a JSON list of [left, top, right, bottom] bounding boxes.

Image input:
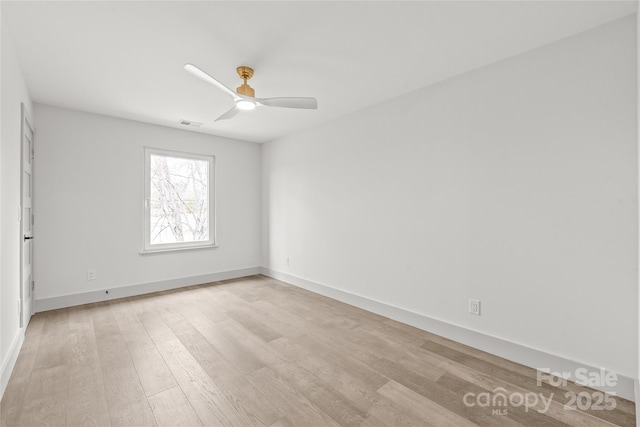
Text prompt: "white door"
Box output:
[[21, 103, 34, 328]]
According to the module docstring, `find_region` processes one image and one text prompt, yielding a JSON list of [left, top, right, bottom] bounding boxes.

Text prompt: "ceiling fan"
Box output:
[[184, 64, 318, 121]]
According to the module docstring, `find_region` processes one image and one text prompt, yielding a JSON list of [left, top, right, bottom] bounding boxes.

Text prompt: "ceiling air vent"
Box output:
[[178, 119, 203, 128]]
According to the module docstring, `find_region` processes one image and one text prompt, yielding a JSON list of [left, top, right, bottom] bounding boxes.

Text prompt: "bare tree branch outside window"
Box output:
[[149, 154, 209, 245]]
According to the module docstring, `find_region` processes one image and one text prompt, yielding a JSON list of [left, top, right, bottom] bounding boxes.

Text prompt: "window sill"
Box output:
[[139, 244, 218, 256]]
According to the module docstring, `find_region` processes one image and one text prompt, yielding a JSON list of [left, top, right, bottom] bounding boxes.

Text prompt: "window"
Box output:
[[143, 147, 215, 253]]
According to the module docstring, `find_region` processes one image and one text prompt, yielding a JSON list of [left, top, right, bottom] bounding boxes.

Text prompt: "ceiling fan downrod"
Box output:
[[236, 66, 255, 97]]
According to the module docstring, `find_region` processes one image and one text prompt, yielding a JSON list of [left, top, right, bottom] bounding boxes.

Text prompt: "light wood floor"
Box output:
[[1, 275, 635, 426]]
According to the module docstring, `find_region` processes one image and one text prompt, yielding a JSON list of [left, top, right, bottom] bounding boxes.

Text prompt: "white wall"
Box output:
[[263, 16, 638, 380], [0, 10, 33, 395], [33, 104, 261, 303]]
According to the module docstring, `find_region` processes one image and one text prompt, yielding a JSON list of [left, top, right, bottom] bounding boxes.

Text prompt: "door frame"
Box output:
[[19, 103, 35, 328]]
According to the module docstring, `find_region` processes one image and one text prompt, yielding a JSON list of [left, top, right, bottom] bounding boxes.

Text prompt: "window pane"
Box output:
[[149, 154, 209, 245]]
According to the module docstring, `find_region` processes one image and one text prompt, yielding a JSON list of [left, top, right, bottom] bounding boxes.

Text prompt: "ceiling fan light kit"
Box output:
[[184, 63, 318, 122], [236, 100, 257, 110]]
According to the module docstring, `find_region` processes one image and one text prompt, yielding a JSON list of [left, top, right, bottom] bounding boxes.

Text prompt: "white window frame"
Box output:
[[142, 147, 216, 254]]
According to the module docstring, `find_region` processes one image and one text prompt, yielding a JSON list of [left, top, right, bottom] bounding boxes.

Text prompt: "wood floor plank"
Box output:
[[155, 338, 264, 426], [173, 287, 229, 323], [220, 318, 285, 365], [16, 365, 67, 427], [135, 299, 265, 426], [225, 281, 265, 302], [421, 340, 635, 426], [249, 299, 314, 338], [276, 293, 361, 331], [0, 313, 46, 426], [358, 414, 392, 427], [361, 316, 430, 349], [268, 416, 297, 427], [135, 301, 182, 345], [326, 323, 415, 361], [396, 350, 447, 382], [269, 336, 381, 414], [65, 306, 111, 427], [16, 310, 69, 427], [227, 308, 282, 342], [267, 358, 367, 427], [417, 342, 627, 427], [92, 303, 157, 426], [201, 288, 253, 313], [371, 357, 520, 426], [457, 335, 632, 417], [226, 377, 285, 426], [158, 305, 284, 426], [33, 308, 69, 370], [368, 392, 458, 427], [304, 324, 382, 367], [110, 299, 177, 397], [378, 380, 479, 427], [246, 366, 341, 427], [427, 333, 633, 415], [269, 335, 388, 414], [381, 316, 438, 344], [210, 317, 367, 426], [295, 333, 389, 390], [177, 305, 266, 374], [148, 386, 204, 427], [255, 296, 382, 367], [436, 371, 569, 427]]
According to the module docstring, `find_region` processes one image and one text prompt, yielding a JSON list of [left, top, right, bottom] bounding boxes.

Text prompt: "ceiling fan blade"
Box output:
[[214, 107, 240, 122], [257, 97, 318, 109], [184, 64, 239, 100]]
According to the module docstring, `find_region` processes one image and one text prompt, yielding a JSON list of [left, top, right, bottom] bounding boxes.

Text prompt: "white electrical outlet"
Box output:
[[469, 299, 481, 316], [87, 269, 96, 281]]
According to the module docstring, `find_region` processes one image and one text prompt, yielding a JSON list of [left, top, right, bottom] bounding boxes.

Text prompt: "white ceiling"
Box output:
[[2, 1, 637, 143]]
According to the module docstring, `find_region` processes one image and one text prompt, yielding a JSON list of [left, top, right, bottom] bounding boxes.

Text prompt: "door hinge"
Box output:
[[32, 281, 35, 291]]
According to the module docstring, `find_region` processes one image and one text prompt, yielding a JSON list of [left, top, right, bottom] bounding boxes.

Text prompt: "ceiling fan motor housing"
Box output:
[[236, 66, 255, 97]]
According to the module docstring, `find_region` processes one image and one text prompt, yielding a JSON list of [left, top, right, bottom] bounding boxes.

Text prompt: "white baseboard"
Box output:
[[261, 267, 636, 402], [1, 328, 25, 400], [34, 267, 261, 312]]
